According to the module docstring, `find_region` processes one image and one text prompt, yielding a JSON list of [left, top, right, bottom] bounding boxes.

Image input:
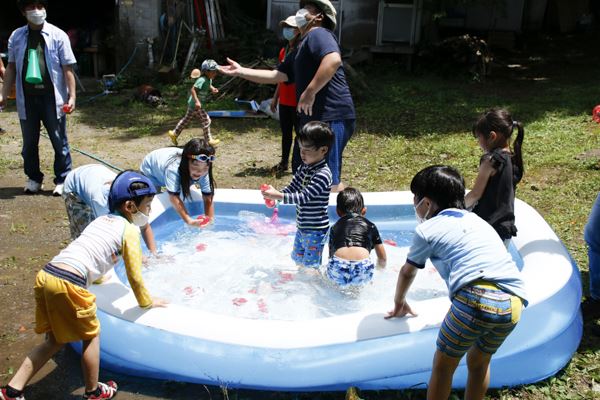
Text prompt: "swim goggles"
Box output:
[[188, 154, 216, 162]]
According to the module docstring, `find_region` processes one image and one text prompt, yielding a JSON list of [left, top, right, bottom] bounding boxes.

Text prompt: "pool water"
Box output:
[[117, 206, 449, 321]]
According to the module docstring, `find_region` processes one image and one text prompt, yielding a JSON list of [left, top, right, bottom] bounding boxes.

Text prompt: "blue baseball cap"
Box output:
[[108, 171, 156, 212]]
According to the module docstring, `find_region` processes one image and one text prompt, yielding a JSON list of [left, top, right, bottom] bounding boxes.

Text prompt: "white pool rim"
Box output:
[[85, 189, 582, 391]]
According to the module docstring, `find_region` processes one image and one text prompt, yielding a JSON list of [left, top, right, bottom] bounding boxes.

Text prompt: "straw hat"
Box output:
[[190, 68, 201, 79], [279, 15, 298, 28]]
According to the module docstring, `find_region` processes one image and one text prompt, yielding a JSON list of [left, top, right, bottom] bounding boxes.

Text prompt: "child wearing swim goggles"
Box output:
[[140, 138, 216, 228]]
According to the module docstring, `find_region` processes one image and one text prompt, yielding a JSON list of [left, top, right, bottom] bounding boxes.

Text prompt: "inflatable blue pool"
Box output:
[[80, 189, 582, 391]]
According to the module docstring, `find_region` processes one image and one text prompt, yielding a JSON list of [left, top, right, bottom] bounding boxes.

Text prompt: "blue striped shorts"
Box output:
[[326, 256, 374, 286], [437, 282, 523, 358]]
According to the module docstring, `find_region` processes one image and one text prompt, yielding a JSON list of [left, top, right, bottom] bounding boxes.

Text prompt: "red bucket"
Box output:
[[593, 105, 600, 123]]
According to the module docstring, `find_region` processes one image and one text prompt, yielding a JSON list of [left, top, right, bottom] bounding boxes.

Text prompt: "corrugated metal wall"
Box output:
[[266, 0, 379, 49]]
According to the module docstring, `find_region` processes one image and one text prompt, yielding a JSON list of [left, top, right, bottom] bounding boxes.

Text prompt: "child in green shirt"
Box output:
[[167, 59, 220, 146]]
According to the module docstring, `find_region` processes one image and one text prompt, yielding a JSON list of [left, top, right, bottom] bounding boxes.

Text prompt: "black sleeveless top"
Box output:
[[473, 149, 522, 239], [329, 214, 382, 258]]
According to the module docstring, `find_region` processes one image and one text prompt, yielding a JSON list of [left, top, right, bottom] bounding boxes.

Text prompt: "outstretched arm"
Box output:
[[385, 262, 418, 319], [202, 193, 214, 220], [168, 192, 205, 227], [219, 57, 288, 85], [140, 224, 157, 256]]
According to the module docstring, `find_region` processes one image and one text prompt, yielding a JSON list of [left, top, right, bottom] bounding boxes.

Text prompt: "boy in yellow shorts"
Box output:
[[0, 171, 168, 400]]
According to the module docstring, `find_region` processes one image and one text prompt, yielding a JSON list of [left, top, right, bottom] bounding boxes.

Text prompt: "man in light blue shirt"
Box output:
[[0, 0, 76, 196]]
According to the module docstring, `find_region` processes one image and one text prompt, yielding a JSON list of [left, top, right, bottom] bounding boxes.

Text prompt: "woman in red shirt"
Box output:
[[270, 16, 300, 174]]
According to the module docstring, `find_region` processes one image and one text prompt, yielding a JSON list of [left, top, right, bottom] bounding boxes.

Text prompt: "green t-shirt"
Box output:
[[187, 76, 211, 108]]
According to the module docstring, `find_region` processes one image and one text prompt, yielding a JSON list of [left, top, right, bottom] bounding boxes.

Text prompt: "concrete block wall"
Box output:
[[117, 0, 161, 66]]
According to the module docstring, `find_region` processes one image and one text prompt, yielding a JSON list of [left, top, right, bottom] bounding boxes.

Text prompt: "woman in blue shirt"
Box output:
[[219, 0, 354, 193]]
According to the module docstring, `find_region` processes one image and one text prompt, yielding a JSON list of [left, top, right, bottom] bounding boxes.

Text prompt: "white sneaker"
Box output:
[[53, 184, 64, 197], [24, 179, 43, 194]]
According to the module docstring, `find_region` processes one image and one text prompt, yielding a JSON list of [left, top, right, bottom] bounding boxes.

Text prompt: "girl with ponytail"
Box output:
[[465, 108, 525, 245]]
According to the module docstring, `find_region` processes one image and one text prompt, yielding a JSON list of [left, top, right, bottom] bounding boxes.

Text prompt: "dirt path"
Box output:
[[0, 105, 301, 399]]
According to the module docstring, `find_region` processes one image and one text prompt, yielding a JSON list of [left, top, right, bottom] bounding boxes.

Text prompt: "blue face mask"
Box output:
[[283, 27, 296, 41]]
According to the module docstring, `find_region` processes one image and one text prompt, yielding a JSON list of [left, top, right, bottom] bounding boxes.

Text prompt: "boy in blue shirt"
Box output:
[[0, 171, 168, 400], [262, 121, 333, 268], [386, 165, 527, 400]]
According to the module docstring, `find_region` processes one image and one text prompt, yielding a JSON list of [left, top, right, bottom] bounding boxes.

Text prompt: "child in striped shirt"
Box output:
[[261, 121, 333, 268]]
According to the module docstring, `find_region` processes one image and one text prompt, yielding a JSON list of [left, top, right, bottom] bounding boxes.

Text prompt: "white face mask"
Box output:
[[414, 197, 431, 224], [295, 8, 310, 28], [26, 9, 46, 26], [131, 205, 149, 227], [282, 27, 296, 41]]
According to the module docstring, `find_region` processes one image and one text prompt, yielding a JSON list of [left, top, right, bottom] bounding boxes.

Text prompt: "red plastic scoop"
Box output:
[[260, 184, 276, 208]]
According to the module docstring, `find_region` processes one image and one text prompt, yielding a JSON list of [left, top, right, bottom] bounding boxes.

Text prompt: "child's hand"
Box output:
[[154, 253, 175, 263], [211, 87, 219, 94], [195, 100, 201, 110], [145, 252, 175, 264], [261, 185, 282, 200], [297, 88, 316, 116], [384, 300, 417, 319], [189, 215, 212, 228], [151, 297, 169, 308]]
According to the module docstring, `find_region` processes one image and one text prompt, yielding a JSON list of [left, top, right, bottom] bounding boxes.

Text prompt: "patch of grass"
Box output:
[[340, 57, 600, 399], [9, 222, 28, 235]]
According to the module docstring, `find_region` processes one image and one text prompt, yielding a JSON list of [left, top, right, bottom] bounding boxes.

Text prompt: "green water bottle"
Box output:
[[25, 48, 42, 84]]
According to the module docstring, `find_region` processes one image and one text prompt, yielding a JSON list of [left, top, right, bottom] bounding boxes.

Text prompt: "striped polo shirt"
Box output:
[[282, 158, 332, 230]]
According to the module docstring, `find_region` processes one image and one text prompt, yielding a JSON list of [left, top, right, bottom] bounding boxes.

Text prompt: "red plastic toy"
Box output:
[[196, 215, 211, 227], [62, 104, 72, 114], [232, 297, 248, 306], [260, 184, 276, 208], [593, 105, 600, 124], [195, 243, 207, 252], [383, 239, 398, 247]]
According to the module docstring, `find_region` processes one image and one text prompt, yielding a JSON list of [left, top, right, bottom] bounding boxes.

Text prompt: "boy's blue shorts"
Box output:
[[291, 229, 327, 268], [326, 256, 374, 286]]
